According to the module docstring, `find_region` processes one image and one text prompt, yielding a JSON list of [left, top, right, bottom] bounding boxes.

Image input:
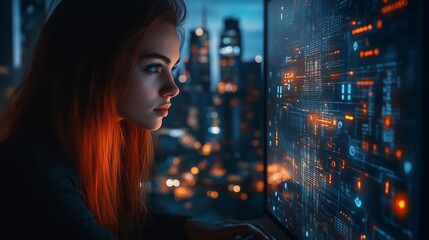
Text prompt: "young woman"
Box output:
[[0, 0, 271, 239]]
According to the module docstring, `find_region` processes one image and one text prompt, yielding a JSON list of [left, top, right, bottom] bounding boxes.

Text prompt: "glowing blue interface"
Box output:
[[265, 0, 422, 239]]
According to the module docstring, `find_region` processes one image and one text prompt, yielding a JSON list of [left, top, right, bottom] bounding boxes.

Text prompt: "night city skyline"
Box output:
[[181, 0, 263, 90], [147, 0, 266, 221]]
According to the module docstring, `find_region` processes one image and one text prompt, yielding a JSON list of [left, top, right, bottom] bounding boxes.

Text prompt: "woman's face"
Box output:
[[118, 21, 180, 130]]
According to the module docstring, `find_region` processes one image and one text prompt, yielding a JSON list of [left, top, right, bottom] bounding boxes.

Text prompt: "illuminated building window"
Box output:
[[233, 46, 241, 55], [199, 56, 208, 63], [195, 27, 203, 36]]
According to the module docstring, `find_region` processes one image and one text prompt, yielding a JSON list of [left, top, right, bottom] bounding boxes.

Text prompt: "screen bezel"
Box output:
[[262, 1, 298, 239]]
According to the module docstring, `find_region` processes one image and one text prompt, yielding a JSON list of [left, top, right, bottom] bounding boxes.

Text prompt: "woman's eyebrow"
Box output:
[[140, 53, 180, 65]]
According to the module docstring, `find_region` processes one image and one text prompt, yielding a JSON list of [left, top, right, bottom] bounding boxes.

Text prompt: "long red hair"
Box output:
[[0, 0, 186, 239]]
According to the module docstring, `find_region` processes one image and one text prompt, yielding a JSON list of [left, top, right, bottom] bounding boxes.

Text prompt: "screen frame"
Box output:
[[262, 1, 298, 239]]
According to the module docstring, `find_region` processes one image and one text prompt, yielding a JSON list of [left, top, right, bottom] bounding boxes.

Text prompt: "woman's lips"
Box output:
[[153, 108, 169, 117], [153, 103, 171, 117]]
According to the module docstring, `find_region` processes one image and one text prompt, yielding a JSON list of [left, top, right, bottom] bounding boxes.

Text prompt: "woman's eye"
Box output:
[[145, 64, 162, 73]]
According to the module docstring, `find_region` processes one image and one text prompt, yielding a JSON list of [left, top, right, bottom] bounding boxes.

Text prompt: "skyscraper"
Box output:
[[187, 22, 210, 91], [217, 18, 242, 173], [183, 8, 213, 145], [239, 60, 263, 160], [219, 18, 241, 85]]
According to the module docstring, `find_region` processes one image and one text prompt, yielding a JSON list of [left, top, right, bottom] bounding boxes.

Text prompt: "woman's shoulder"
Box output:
[[0, 132, 113, 239], [0, 131, 77, 180], [1, 131, 65, 157]]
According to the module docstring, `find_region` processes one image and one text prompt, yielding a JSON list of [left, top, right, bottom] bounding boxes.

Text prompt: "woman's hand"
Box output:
[[184, 218, 273, 240]]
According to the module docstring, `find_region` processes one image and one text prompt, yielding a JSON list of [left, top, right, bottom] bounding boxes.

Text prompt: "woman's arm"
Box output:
[[142, 210, 190, 239], [184, 218, 272, 240]]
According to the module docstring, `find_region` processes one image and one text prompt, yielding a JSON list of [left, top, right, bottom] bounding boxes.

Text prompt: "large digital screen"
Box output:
[[265, 0, 423, 239]]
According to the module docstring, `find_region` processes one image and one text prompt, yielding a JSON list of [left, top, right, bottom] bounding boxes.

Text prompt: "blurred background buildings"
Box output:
[[0, 0, 264, 221]]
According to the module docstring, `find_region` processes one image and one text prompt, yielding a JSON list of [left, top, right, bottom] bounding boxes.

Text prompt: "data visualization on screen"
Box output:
[[265, 0, 422, 239]]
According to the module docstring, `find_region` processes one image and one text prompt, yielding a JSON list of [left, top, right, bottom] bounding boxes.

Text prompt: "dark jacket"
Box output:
[[0, 132, 189, 239]]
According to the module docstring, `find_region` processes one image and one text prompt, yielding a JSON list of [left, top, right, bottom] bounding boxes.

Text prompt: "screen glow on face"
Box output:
[[118, 21, 180, 131]]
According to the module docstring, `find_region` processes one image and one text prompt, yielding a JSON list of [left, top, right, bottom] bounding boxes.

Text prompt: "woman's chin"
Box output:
[[122, 117, 163, 131], [146, 120, 163, 131]]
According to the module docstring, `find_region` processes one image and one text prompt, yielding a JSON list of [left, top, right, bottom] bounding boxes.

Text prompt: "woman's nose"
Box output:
[[160, 72, 180, 98]]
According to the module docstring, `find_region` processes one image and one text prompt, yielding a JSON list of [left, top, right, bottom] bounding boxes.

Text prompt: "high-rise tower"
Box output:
[[219, 18, 241, 86], [184, 7, 213, 145], [217, 18, 242, 173]]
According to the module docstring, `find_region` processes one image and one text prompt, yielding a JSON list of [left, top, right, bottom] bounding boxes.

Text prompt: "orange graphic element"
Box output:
[[362, 141, 369, 152], [398, 200, 405, 209], [377, 19, 383, 29], [352, 24, 373, 35], [357, 79, 374, 86], [357, 178, 362, 190], [372, 144, 377, 154], [395, 149, 403, 159], [283, 72, 294, 81], [327, 50, 340, 56], [384, 146, 390, 155], [393, 192, 409, 218], [317, 118, 334, 125], [384, 116, 392, 128], [362, 103, 368, 115], [345, 115, 354, 120], [385, 181, 390, 194], [360, 48, 380, 58], [275, 131, 278, 146], [381, 0, 408, 14], [310, 115, 337, 128], [339, 210, 351, 221]]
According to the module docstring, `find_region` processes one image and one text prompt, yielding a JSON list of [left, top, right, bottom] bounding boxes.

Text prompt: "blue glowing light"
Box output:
[[349, 146, 356, 156], [337, 121, 343, 129], [353, 41, 358, 51], [208, 126, 220, 134], [306, 231, 309, 237], [404, 161, 412, 174], [354, 197, 362, 208]]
